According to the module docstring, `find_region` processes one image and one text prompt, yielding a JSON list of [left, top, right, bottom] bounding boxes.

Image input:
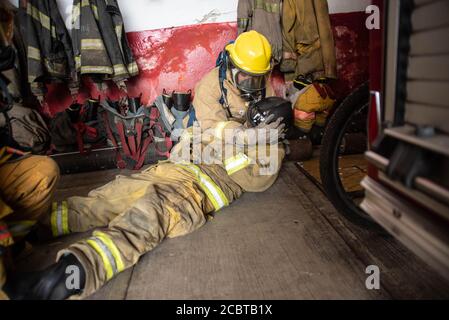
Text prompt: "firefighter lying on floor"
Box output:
[[3, 31, 291, 300]]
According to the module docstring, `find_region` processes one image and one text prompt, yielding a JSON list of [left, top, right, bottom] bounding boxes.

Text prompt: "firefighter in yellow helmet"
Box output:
[[4, 31, 289, 300], [185, 30, 288, 191]]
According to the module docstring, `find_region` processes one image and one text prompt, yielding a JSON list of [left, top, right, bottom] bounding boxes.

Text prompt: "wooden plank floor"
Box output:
[[15, 162, 449, 299]]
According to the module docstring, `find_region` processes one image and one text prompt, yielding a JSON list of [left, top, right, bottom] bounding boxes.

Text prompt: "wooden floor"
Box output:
[[15, 162, 449, 299]]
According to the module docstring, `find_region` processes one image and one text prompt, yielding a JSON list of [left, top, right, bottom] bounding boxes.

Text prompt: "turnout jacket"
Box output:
[[72, 0, 139, 87], [282, 0, 337, 80], [237, 0, 283, 63], [20, 0, 78, 98], [170, 68, 285, 193]]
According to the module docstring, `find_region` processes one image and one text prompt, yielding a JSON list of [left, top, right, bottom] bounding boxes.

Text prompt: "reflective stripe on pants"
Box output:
[[51, 201, 70, 237], [176, 163, 229, 212], [86, 231, 125, 281]]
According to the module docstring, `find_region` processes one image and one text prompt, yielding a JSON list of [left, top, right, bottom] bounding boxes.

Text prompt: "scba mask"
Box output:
[[231, 66, 269, 101]]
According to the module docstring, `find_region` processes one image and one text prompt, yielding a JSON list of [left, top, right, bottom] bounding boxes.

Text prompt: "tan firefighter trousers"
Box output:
[[54, 161, 243, 299]]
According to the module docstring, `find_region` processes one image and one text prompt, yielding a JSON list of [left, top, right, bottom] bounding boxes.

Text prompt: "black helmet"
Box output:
[[246, 97, 293, 131]]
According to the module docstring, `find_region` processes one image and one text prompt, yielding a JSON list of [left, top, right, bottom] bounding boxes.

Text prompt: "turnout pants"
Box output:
[[55, 162, 243, 299]]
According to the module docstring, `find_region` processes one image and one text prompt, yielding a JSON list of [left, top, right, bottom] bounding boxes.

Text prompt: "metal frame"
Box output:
[[383, 0, 401, 124], [362, 177, 449, 282]]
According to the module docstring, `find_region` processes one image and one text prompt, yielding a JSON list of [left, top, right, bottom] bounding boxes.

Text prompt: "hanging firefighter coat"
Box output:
[[282, 0, 337, 81], [72, 0, 139, 87], [20, 0, 78, 99], [237, 0, 283, 63]]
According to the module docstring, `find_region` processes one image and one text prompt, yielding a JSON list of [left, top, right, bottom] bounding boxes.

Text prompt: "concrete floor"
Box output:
[[15, 162, 449, 299]]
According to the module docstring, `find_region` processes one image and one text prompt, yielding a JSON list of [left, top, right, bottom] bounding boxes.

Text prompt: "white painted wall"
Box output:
[[8, 0, 371, 32], [118, 0, 371, 32], [8, 0, 18, 7]]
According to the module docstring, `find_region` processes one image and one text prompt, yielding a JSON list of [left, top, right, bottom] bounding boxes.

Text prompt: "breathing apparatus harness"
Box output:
[[100, 96, 173, 170]]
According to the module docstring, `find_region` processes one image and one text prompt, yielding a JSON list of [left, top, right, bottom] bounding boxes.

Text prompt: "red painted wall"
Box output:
[[330, 11, 369, 100], [43, 11, 368, 116]]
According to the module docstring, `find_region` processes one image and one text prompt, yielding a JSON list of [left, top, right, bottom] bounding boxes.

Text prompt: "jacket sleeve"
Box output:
[[71, 0, 81, 74], [282, 0, 297, 55], [237, 0, 253, 34], [51, 1, 79, 95], [21, 1, 47, 98], [313, 0, 337, 79], [193, 70, 244, 140]]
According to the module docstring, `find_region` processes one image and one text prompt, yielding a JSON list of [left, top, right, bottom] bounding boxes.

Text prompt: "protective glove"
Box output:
[[233, 114, 286, 147]]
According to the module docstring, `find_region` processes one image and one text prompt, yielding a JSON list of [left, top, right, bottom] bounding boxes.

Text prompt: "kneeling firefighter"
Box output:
[[4, 31, 292, 300], [0, 7, 60, 300]]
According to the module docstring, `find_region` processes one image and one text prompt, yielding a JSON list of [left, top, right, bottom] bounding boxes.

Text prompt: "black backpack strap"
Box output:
[[216, 47, 233, 118]]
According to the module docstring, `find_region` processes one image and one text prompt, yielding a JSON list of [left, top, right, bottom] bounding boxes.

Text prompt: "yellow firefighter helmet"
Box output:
[[226, 30, 272, 75]]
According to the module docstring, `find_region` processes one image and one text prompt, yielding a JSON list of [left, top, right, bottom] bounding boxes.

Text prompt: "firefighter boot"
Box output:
[[4, 254, 86, 300]]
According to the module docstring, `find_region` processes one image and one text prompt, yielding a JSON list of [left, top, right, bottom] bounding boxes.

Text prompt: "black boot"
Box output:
[[4, 254, 86, 300]]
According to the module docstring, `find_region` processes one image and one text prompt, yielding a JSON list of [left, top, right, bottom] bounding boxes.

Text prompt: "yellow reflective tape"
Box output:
[[113, 64, 127, 76], [27, 46, 41, 61], [224, 153, 251, 176], [72, 2, 81, 22], [201, 175, 228, 211], [237, 18, 249, 29], [92, 5, 99, 20], [115, 25, 123, 38], [27, 4, 51, 31], [86, 239, 114, 280], [81, 39, 106, 51], [51, 202, 70, 237], [80, 66, 113, 74], [177, 163, 229, 212], [254, 0, 280, 13], [128, 62, 139, 75], [62, 201, 70, 235], [80, 0, 96, 17], [51, 202, 59, 237], [26, 4, 57, 39], [93, 231, 125, 273], [75, 56, 81, 69], [293, 79, 310, 87]]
